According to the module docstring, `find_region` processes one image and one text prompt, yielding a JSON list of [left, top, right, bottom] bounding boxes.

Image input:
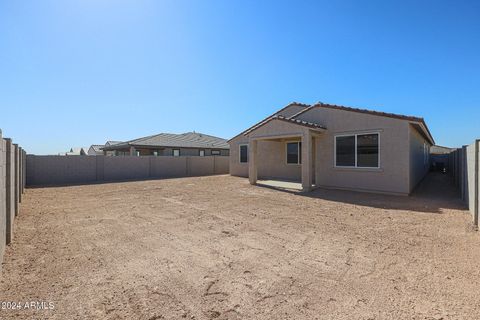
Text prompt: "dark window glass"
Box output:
[[287, 142, 301, 164], [357, 134, 379, 167], [240, 145, 248, 163], [336, 136, 355, 166]]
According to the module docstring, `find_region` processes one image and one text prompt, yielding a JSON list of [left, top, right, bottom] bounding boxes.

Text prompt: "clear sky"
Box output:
[[0, 0, 479, 154]]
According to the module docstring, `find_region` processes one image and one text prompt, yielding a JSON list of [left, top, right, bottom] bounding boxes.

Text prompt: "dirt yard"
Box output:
[[1, 174, 479, 320]]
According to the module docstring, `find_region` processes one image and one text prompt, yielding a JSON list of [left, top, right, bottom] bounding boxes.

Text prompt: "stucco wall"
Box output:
[[230, 105, 418, 195], [409, 124, 431, 192], [229, 118, 307, 181], [26, 155, 229, 187], [304, 108, 411, 195]]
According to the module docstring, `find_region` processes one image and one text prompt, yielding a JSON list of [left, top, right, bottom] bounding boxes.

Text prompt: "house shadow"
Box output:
[[257, 172, 467, 214]]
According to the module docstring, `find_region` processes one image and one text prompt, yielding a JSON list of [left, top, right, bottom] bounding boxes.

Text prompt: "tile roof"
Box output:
[[105, 141, 122, 146], [275, 115, 326, 130], [89, 145, 104, 152], [228, 102, 311, 141], [312, 102, 434, 144], [229, 101, 434, 145], [102, 132, 229, 150], [312, 102, 425, 123]]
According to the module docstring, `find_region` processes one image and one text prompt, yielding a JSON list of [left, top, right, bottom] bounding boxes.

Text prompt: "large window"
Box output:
[[239, 145, 248, 163], [211, 150, 221, 155], [286, 142, 302, 164], [335, 133, 379, 168], [173, 149, 180, 157], [199, 150, 205, 157]]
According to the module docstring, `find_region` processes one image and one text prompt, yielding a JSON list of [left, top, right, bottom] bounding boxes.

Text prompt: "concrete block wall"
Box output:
[[26, 155, 230, 187], [0, 130, 26, 273], [452, 140, 480, 227], [0, 132, 6, 272]]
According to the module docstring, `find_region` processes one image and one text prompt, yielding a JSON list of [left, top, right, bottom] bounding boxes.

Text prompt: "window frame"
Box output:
[[172, 149, 180, 157], [239, 144, 248, 163], [334, 132, 381, 169], [285, 141, 302, 165]]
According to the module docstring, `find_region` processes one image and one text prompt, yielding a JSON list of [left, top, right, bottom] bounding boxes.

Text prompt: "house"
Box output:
[[430, 145, 455, 172], [61, 147, 88, 156], [229, 102, 434, 195], [101, 132, 230, 157], [88, 141, 122, 156], [88, 145, 104, 156]]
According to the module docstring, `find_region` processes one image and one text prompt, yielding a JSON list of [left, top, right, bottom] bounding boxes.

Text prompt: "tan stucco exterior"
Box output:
[[229, 103, 433, 196]]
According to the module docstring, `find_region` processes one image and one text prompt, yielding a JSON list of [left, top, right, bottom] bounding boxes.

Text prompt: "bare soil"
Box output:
[[1, 173, 479, 320]]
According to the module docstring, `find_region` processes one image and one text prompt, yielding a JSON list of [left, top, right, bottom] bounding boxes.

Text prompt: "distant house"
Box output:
[[88, 145, 104, 156], [430, 145, 455, 172], [105, 141, 122, 147], [101, 132, 229, 156], [430, 145, 454, 155], [88, 141, 122, 156], [62, 147, 88, 156], [229, 102, 434, 195]]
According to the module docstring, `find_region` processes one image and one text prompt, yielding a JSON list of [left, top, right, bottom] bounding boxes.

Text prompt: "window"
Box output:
[[199, 150, 205, 157], [335, 136, 355, 167], [335, 133, 379, 168], [239, 145, 248, 163], [135, 151, 140, 157], [173, 149, 180, 157], [211, 150, 220, 155], [153, 151, 158, 156], [286, 142, 302, 164], [357, 134, 379, 167]]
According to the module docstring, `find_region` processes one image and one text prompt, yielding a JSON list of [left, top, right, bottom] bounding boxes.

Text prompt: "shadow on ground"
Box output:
[[258, 172, 467, 214]]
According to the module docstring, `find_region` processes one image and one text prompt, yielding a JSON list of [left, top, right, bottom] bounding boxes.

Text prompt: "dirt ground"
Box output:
[[1, 173, 479, 320]]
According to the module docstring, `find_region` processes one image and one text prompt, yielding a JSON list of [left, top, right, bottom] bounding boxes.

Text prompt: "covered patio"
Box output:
[[246, 115, 326, 192]]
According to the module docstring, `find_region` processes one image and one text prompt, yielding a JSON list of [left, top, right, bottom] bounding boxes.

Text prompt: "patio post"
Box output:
[[130, 146, 137, 156], [249, 139, 258, 185], [301, 130, 312, 192]]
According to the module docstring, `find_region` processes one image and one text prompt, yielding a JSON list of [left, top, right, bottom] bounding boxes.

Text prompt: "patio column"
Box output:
[[249, 139, 258, 185], [301, 130, 313, 192], [130, 146, 136, 156]]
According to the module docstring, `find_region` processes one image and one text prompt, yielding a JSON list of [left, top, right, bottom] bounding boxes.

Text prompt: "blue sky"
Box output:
[[0, 0, 479, 154]]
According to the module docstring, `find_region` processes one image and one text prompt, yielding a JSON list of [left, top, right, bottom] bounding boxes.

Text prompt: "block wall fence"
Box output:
[[449, 140, 480, 227], [0, 129, 27, 273], [26, 155, 229, 187]]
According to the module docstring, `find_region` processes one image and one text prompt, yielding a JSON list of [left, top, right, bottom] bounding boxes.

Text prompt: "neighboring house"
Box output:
[[88, 145, 104, 156], [430, 145, 455, 172], [229, 102, 434, 195], [88, 141, 122, 156], [62, 147, 88, 156], [105, 141, 122, 147], [430, 145, 455, 155], [101, 132, 230, 156]]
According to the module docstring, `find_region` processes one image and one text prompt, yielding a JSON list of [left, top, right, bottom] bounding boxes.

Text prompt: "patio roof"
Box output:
[[243, 115, 326, 136]]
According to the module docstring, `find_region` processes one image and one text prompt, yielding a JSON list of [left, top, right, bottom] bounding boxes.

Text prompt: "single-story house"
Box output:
[[101, 132, 230, 157], [60, 147, 88, 156], [229, 102, 435, 195], [88, 145, 104, 156], [88, 141, 122, 156]]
